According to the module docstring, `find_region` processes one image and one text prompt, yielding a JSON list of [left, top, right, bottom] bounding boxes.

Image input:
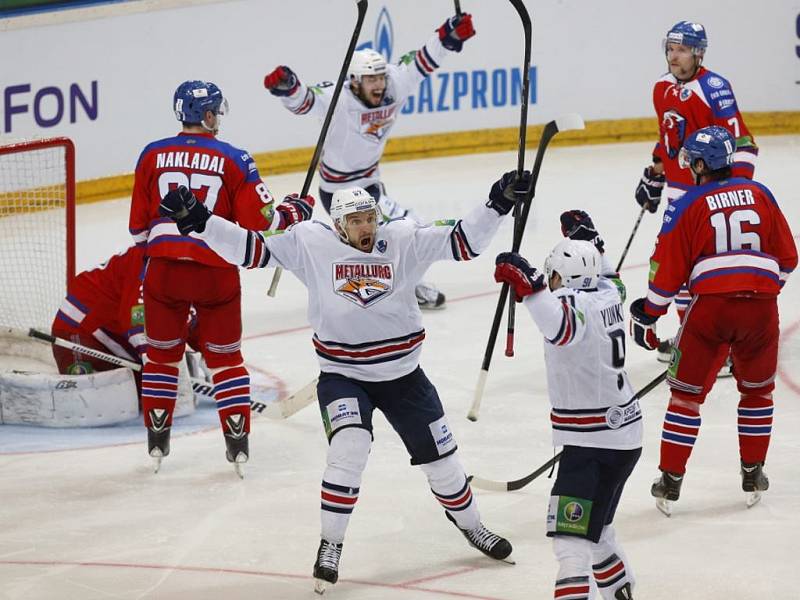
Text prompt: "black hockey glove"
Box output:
[[560, 210, 605, 254], [159, 185, 211, 235], [494, 252, 546, 302], [437, 13, 476, 52], [487, 170, 531, 216], [629, 298, 660, 351], [635, 166, 665, 213], [263, 65, 299, 97], [276, 193, 315, 229]]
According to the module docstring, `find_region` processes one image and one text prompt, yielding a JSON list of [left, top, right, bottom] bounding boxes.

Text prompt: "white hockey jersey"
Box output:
[[196, 201, 504, 381], [277, 33, 451, 193], [523, 261, 642, 450]]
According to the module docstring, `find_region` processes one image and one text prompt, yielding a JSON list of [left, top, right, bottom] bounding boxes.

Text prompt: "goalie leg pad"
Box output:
[[0, 368, 138, 427]]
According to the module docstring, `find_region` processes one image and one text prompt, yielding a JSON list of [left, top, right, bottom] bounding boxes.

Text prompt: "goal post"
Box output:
[[0, 137, 75, 333]]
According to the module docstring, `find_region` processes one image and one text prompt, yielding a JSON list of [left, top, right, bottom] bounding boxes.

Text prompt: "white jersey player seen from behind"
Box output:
[[263, 12, 477, 310], [494, 210, 641, 600], [159, 170, 531, 594]]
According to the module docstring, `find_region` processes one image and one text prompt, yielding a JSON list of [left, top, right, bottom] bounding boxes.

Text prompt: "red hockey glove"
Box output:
[[629, 298, 660, 351], [487, 170, 531, 216], [437, 13, 475, 52], [494, 252, 546, 302], [159, 185, 211, 235], [276, 193, 315, 229], [560, 210, 605, 254], [635, 166, 664, 213], [264, 66, 299, 97]]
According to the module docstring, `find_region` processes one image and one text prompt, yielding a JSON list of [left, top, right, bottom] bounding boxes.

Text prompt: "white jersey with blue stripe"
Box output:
[[196, 200, 504, 381], [522, 264, 642, 450]]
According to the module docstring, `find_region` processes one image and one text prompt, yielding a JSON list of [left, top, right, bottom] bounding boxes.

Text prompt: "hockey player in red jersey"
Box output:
[[129, 80, 314, 475], [635, 21, 759, 358], [51, 245, 148, 376], [629, 126, 797, 514]]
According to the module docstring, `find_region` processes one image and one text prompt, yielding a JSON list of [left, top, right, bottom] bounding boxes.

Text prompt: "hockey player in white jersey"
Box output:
[[263, 12, 476, 310], [494, 211, 641, 600], [159, 170, 527, 594]]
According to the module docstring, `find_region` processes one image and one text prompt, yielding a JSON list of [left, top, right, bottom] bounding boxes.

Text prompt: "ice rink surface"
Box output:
[[1, 136, 799, 599]]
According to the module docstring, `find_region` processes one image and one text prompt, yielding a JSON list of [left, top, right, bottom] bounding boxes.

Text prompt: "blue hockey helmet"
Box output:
[[679, 126, 735, 172], [664, 21, 707, 55], [173, 80, 227, 125]]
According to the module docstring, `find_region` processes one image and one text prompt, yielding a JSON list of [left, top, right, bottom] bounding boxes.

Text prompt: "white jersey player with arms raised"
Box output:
[[263, 11, 477, 310], [159, 170, 529, 594], [494, 210, 641, 600]]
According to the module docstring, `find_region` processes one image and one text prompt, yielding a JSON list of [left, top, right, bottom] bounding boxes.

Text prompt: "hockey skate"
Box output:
[[741, 461, 769, 508], [147, 408, 171, 474], [313, 539, 343, 594], [651, 470, 683, 517], [614, 582, 634, 600], [445, 512, 514, 563], [656, 338, 673, 363], [224, 432, 249, 479], [416, 282, 446, 310]]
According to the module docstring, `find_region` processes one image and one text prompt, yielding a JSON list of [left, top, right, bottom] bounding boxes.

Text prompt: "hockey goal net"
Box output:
[[0, 137, 75, 335]]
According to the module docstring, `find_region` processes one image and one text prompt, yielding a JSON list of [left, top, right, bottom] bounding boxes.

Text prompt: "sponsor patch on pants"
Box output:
[[428, 416, 456, 456], [547, 495, 593, 536], [323, 397, 362, 436]]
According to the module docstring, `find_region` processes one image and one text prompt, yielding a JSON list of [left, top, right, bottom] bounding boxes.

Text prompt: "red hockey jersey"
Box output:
[[644, 177, 797, 317], [53, 245, 148, 360], [129, 132, 275, 267], [652, 67, 757, 202]]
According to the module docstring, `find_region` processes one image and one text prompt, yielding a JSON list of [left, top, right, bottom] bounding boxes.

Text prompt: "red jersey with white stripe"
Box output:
[[129, 132, 275, 267], [645, 177, 797, 318], [522, 259, 642, 451], [652, 67, 757, 202], [52, 245, 147, 361]]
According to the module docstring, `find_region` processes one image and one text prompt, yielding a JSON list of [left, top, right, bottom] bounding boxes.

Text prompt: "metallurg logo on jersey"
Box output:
[[333, 262, 394, 307]]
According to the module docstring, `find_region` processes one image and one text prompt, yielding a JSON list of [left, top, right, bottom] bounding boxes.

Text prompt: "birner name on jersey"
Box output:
[[333, 262, 394, 308], [705, 188, 756, 211], [155, 151, 226, 175]]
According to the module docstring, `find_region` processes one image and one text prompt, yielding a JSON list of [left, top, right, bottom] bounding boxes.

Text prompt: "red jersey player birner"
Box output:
[[129, 80, 314, 476], [629, 126, 797, 515], [495, 214, 640, 600], [635, 21, 759, 365], [263, 11, 476, 311], [159, 170, 530, 593]]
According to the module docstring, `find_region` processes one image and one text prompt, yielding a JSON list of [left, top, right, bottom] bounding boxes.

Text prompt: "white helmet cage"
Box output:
[[544, 239, 601, 290], [348, 49, 388, 83], [330, 187, 382, 243]]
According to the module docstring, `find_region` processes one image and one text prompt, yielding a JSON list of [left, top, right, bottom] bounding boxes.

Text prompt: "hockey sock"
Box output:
[[659, 397, 701, 475], [737, 394, 773, 464], [591, 526, 634, 600], [141, 362, 179, 428], [320, 428, 371, 543], [212, 366, 251, 435], [553, 536, 592, 600], [420, 453, 480, 531]]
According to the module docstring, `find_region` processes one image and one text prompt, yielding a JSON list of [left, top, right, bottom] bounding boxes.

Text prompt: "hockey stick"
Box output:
[[615, 205, 647, 272], [468, 369, 668, 491], [454, 0, 462, 14], [467, 114, 585, 422], [503, 0, 533, 360], [268, 0, 369, 298], [26, 328, 316, 419]]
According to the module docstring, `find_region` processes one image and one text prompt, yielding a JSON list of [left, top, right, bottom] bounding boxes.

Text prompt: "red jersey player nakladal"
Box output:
[[630, 126, 797, 515]]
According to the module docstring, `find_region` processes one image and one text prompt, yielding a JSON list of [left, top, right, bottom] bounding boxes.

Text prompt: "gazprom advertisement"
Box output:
[[0, 0, 796, 181]]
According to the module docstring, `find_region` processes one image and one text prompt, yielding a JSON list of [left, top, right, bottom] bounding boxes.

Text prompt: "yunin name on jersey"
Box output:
[[523, 265, 642, 450], [196, 202, 503, 381], [276, 32, 453, 193]]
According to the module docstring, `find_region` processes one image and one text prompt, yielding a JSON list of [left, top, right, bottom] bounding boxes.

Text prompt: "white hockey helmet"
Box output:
[[544, 239, 601, 290], [330, 187, 381, 242], [348, 49, 387, 82]]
